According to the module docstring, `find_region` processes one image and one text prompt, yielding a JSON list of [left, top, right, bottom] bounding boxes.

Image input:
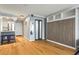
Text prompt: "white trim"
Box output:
[[75, 8, 78, 48], [24, 36, 35, 41], [23, 36, 29, 40], [29, 40, 35, 41], [47, 39, 76, 50]]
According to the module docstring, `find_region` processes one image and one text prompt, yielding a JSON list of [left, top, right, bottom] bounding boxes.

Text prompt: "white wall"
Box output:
[[41, 18, 45, 39], [30, 17, 45, 40], [0, 17, 2, 43], [24, 17, 30, 39], [23, 16, 45, 41], [75, 8, 79, 41], [15, 21, 23, 35], [29, 17, 35, 41], [0, 17, 2, 32]]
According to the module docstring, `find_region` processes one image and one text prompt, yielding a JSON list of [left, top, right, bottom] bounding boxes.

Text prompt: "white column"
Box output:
[[75, 8, 79, 48], [0, 16, 3, 32]]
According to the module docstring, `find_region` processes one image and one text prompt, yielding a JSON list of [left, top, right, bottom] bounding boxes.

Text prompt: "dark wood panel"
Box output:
[[48, 22, 58, 42], [47, 18, 75, 47]]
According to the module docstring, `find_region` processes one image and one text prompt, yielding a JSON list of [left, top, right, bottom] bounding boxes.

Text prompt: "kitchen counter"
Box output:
[[1, 31, 15, 45], [1, 31, 15, 35]]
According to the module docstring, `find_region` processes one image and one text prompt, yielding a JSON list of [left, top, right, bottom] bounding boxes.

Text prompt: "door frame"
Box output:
[[35, 19, 42, 40]]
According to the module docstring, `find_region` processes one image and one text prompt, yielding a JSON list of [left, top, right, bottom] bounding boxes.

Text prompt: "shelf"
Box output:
[[62, 15, 75, 20], [47, 15, 75, 23], [55, 13, 61, 19], [47, 8, 76, 23], [47, 15, 54, 21], [63, 9, 75, 18]]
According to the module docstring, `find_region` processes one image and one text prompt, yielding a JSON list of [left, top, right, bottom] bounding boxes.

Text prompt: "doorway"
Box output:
[[35, 20, 42, 40], [15, 21, 23, 36]]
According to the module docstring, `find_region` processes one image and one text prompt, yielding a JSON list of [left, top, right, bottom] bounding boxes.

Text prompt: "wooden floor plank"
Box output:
[[0, 36, 76, 55]]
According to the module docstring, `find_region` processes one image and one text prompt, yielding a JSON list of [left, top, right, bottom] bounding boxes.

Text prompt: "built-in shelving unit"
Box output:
[[1, 17, 15, 32], [0, 16, 16, 45], [63, 9, 75, 18], [47, 7, 76, 23]]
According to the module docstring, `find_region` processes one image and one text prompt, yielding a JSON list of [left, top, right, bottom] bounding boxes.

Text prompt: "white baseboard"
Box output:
[[47, 39, 76, 50], [29, 40, 35, 41], [23, 36, 35, 41], [23, 36, 29, 41]]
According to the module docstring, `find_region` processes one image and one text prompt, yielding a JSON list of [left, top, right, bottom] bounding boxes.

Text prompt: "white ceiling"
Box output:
[[0, 4, 78, 17]]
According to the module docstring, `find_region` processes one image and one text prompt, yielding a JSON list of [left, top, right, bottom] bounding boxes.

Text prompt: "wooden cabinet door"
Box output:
[[47, 18, 75, 47], [63, 19, 75, 47]]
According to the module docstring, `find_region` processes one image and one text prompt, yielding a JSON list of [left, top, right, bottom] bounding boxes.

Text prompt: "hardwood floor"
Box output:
[[0, 36, 76, 55]]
